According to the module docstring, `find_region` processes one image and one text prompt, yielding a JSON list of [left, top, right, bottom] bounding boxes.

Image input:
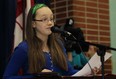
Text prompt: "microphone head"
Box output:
[[51, 25, 73, 38], [51, 26, 62, 33]]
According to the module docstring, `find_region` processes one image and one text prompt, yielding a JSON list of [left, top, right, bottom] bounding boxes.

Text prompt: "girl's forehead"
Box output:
[[36, 7, 53, 16]]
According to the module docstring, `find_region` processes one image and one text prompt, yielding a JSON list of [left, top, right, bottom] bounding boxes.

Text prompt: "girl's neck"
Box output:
[[36, 34, 50, 52], [37, 34, 48, 42], [42, 43, 50, 53]]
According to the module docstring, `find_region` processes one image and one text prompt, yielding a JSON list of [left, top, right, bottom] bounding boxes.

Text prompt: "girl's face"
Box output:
[[33, 7, 54, 37]]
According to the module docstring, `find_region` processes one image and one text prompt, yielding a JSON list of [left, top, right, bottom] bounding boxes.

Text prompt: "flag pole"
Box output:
[[22, 0, 26, 40]]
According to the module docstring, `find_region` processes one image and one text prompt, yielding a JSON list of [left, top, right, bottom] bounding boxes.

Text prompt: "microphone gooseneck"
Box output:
[[51, 26, 72, 37]]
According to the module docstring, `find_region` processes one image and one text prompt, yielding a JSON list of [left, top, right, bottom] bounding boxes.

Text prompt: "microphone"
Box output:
[[51, 26, 72, 37]]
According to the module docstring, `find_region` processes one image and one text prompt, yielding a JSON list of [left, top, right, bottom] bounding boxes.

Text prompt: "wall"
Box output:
[[109, 0, 116, 74], [51, 0, 111, 73]]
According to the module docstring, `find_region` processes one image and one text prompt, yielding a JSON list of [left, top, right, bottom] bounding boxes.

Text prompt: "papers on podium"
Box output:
[[72, 52, 112, 76]]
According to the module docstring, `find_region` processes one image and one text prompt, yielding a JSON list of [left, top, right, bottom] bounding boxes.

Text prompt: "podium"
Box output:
[[5, 73, 116, 79], [63, 74, 116, 79]]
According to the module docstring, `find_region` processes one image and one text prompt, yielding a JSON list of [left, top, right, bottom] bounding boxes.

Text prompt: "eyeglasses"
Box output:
[[33, 18, 55, 23]]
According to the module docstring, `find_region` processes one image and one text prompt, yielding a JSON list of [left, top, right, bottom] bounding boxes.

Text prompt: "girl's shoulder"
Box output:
[[14, 40, 28, 53], [18, 40, 28, 48]]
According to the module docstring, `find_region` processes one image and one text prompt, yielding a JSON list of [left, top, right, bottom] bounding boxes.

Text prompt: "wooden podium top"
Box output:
[[4, 73, 116, 79], [63, 74, 116, 79]]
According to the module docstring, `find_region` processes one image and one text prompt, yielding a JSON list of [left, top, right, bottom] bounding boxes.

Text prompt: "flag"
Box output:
[[14, 0, 34, 48]]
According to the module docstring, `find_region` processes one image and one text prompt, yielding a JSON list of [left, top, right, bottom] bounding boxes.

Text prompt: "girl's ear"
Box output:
[[32, 21, 36, 28]]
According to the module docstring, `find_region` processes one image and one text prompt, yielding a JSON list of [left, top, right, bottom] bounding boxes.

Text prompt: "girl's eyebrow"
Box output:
[[38, 15, 54, 19], [40, 14, 54, 17]]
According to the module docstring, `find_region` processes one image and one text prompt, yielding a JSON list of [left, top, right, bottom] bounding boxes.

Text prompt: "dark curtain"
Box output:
[[35, 0, 51, 7], [0, 0, 16, 78]]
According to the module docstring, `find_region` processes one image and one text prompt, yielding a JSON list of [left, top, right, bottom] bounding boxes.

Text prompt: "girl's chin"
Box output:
[[46, 31, 52, 35]]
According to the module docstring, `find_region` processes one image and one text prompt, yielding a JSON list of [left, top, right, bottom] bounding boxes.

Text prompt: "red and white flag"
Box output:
[[14, 0, 34, 48]]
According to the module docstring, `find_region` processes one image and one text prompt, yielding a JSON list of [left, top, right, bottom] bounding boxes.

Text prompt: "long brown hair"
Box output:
[[26, 4, 68, 74]]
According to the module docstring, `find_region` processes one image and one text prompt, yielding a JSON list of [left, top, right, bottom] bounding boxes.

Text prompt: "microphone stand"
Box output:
[[97, 48, 106, 79], [66, 35, 116, 79]]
